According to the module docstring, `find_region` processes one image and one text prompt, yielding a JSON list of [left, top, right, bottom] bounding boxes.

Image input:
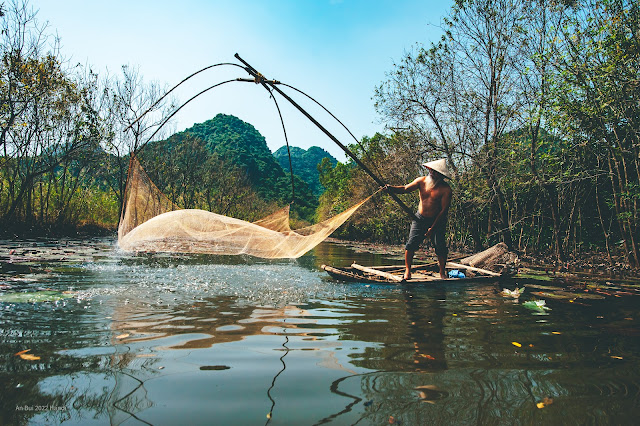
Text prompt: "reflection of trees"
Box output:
[[265, 333, 289, 426], [307, 241, 390, 269], [108, 369, 153, 426], [0, 304, 111, 424], [0, 290, 310, 424], [110, 295, 302, 349]]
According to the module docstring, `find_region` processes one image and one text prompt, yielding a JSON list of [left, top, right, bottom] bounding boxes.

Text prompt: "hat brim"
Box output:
[[423, 165, 451, 179]]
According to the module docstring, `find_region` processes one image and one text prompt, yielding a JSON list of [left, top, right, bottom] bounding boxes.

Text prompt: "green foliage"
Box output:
[[75, 187, 119, 228], [316, 133, 421, 243], [2, 0, 638, 267], [317, 158, 355, 219]]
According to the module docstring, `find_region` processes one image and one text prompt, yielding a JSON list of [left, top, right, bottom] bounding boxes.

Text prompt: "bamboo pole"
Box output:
[[445, 262, 501, 277], [234, 53, 417, 222], [351, 263, 405, 282]]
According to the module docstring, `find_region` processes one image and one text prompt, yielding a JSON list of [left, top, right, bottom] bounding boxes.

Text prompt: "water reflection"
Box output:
[[0, 238, 639, 424]]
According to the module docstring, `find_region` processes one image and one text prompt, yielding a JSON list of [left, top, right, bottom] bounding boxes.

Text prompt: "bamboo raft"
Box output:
[[321, 261, 506, 285]]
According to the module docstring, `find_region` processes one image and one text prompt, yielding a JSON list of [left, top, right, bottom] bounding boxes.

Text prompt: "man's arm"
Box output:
[[385, 177, 422, 194]]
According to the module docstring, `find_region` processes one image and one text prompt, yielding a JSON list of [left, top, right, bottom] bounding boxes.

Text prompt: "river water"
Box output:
[[0, 237, 639, 425]]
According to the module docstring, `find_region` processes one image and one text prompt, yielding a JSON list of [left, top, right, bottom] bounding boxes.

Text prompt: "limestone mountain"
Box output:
[[273, 145, 337, 196]]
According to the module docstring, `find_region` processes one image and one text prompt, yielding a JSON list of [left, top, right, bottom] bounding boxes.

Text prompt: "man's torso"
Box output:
[[416, 176, 450, 218]]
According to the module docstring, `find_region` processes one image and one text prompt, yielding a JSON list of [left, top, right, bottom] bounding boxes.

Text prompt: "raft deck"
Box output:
[[321, 261, 505, 285]]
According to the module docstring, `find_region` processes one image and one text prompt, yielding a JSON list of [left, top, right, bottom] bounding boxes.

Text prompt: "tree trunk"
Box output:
[[607, 151, 632, 265], [595, 172, 614, 267], [545, 183, 566, 262]]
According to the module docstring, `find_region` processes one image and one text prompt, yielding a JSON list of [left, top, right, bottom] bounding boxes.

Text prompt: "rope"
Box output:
[[265, 86, 296, 204], [124, 62, 245, 132], [135, 78, 247, 154], [129, 58, 385, 210]]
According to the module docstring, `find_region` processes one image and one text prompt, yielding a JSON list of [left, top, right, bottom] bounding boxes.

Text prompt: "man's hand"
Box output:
[[425, 227, 433, 238]]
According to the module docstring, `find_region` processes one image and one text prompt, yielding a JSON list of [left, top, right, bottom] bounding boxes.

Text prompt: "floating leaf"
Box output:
[[415, 384, 447, 403], [115, 334, 130, 339], [415, 385, 439, 391], [512, 342, 522, 348], [611, 356, 623, 360], [537, 397, 554, 408], [501, 287, 525, 298], [19, 353, 41, 361], [523, 300, 551, 311], [14, 349, 31, 356]]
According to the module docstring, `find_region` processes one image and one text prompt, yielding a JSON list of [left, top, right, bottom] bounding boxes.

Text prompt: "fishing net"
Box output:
[[117, 156, 371, 258]]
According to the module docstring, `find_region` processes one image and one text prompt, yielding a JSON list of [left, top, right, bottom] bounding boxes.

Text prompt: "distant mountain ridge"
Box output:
[[273, 145, 337, 196]]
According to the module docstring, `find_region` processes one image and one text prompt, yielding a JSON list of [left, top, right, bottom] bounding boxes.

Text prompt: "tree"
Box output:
[[376, 0, 531, 250], [100, 64, 176, 216], [548, 0, 640, 266], [0, 0, 102, 229]]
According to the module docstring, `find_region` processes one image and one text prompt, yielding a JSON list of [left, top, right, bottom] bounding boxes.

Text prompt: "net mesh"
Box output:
[[117, 156, 370, 258]]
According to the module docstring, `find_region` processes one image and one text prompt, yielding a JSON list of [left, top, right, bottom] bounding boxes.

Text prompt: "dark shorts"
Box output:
[[405, 212, 448, 257]]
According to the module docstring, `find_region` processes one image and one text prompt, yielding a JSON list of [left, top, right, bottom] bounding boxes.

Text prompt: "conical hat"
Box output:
[[422, 158, 451, 179]]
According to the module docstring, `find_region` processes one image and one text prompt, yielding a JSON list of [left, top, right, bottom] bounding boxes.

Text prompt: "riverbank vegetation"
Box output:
[[320, 0, 639, 268], [1, 0, 638, 268]]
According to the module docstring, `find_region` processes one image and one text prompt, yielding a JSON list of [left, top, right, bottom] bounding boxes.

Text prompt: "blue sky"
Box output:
[[36, 0, 451, 161]]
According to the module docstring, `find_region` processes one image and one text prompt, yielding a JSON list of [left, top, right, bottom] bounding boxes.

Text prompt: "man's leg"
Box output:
[[437, 254, 447, 279], [432, 219, 448, 279], [404, 249, 415, 280], [404, 215, 425, 281]]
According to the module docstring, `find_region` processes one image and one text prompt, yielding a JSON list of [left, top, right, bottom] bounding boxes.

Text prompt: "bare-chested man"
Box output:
[[385, 159, 452, 280]]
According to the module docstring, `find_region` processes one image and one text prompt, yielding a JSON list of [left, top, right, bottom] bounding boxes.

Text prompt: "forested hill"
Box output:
[[185, 114, 287, 199], [273, 146, 337, 196], [141, 113, 318, 221]]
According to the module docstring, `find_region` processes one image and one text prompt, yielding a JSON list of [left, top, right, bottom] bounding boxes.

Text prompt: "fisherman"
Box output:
[[384, 159, 452, 280]]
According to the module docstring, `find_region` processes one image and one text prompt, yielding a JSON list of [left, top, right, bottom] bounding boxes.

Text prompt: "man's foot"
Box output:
[[440, 273, 447, 279], [404, 271, 412, 281]]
